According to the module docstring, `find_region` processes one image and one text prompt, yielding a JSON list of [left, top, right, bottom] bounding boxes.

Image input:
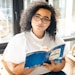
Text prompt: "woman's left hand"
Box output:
[[43, 59, 56, 71], [43, 58, 65, 72]]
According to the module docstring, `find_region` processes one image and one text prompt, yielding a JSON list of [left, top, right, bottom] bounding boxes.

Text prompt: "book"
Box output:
[[24, 44, 65, 69]]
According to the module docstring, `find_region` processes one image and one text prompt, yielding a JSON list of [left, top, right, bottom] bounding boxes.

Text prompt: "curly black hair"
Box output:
[[20, 1, 58, 40]]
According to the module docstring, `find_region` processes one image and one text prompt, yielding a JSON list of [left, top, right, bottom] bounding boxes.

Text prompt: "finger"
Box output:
[[50, 60, 56, 65], [43, 63, 49, 65], [43, 63, 50, 69], [40, 46, 49, 50], [50, 60, 54, 63], [43, 63, 54, 71]]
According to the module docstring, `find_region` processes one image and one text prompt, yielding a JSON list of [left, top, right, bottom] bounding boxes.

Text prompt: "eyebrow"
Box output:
[[35, 13, 50, 19]]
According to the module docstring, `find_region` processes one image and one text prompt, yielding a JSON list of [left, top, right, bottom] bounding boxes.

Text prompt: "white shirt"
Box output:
[[3, 30, 67, 75]]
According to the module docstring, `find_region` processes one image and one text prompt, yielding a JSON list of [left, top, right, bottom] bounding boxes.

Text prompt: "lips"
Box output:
[[37, 24, 43, 27]]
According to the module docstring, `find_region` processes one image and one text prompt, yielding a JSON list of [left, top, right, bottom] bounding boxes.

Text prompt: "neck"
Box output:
[[32, 30, 45, 39]]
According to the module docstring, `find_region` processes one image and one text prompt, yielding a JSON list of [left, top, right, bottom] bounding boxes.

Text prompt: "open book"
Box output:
[[24, 44, 65, 69]]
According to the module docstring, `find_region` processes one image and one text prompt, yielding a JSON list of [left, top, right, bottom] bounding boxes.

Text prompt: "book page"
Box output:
[[49, 49, 60, 59]]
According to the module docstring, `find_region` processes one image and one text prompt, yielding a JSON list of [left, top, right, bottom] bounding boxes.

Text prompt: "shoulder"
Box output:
[[8, 32, 26, 44], [55, 35, 65, 44], [12, 32, 25, 39], [8, 31, 31, 44], [46, 32, 65, 43]]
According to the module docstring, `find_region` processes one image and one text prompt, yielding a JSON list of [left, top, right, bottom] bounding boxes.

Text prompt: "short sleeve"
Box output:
[[3, 32, 26, 64]]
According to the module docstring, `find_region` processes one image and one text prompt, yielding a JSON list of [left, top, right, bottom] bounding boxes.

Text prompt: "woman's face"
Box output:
[[31, 8, 51, 33]]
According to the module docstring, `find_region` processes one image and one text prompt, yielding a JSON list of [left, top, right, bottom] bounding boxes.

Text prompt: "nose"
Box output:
[[38, 19, 43, 24]]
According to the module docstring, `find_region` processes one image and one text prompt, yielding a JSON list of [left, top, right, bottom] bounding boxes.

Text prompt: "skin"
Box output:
[[6, 8, 65, 75], [31, 8, 51, 38], [71, 44, 75, 56]]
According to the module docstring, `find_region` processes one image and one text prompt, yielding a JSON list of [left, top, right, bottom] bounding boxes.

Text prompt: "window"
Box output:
[[48, 0, 74, 37], [48, 0, 75, 50], [0, 0, 23, 53], [24, 0, 46, 10], [0, 0, 14, 43]]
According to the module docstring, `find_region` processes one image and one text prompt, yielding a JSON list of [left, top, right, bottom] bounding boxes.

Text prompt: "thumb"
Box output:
[[50, 60, 55, 64]]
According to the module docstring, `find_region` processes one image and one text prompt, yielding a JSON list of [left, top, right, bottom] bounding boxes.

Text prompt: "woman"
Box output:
[[3, 1, 67, 75]]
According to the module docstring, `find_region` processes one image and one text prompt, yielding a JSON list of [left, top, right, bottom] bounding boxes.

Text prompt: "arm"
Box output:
[[43, 58, 65, 72], [6, 62, 35, 75]]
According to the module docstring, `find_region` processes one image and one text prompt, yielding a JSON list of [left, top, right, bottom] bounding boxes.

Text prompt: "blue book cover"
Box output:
[[24, 44, 65, 69]]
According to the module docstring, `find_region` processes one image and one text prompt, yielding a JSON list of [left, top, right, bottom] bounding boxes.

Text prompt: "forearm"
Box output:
[[14, 65, 33, 75], [13, 62, 34, 75]]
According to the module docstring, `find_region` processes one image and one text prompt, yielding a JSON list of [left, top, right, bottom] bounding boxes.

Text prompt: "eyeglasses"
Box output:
[[33, 14, 51, 24]]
